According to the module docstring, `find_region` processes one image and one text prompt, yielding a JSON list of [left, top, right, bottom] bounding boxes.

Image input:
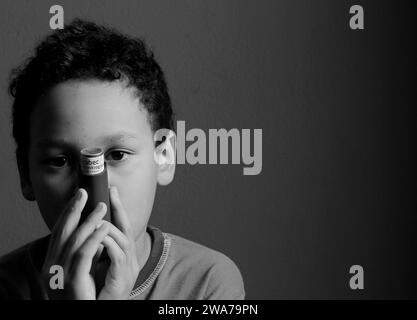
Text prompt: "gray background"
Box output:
[[0, 0, 415, 299]]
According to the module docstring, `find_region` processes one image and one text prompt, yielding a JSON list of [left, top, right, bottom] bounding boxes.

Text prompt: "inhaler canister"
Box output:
[[78, 147, 111, 225]]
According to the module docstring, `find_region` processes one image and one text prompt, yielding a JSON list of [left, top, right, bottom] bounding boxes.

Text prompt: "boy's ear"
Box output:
[[154, 129, 176, 186], [17, 158, 36, 201]]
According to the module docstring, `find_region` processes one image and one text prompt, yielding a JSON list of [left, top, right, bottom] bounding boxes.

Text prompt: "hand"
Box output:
[[96, 186, 140, 300], [41, 188, 109, 299]]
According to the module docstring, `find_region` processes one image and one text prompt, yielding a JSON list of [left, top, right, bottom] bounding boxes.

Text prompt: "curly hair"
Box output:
[[8, 18, 174, 173]]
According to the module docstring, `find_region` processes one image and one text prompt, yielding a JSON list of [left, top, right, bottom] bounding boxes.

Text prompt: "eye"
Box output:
[[46, 156, 69, 168], [106, 150, 129, 162]]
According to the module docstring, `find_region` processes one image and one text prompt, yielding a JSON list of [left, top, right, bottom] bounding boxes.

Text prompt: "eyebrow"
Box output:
[[36, 131, 139, 149]]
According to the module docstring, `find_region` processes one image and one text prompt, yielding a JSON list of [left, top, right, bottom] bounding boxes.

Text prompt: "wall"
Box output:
[[0, 0, 415, 298]]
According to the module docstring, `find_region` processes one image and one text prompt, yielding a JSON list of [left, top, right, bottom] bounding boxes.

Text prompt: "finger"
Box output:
[[70, 223, 109, 278], [109, 186, 131, 236], [103, 222, 131, 255], [46, 189, 87, 263], [102, 236, 126, 267], [61, 202, 108, 267], [54, 188, 87, 238]]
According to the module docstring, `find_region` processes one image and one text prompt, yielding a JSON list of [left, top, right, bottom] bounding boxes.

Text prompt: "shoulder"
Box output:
[[0, 241, 33, 298], [162, 231, 245, 299], [0, 241, 33, 274], [0, 237, 47, 299]]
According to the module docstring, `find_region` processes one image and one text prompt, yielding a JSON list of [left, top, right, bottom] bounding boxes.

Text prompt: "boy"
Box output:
[[0, 19, 245, 300]]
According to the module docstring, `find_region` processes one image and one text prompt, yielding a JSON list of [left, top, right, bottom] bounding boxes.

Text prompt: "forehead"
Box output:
[[30, 80, 153, 149]]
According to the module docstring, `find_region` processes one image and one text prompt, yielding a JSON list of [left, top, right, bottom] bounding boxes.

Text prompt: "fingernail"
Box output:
[[77, 189, 83, 200], [96, 221, 105, 230]]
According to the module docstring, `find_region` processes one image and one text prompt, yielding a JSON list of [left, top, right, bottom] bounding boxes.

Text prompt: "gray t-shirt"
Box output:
[[0, 225, 245, 300]]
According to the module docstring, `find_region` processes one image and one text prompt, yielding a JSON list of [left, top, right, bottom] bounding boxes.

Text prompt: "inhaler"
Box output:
[[78, 147, 111, 225]]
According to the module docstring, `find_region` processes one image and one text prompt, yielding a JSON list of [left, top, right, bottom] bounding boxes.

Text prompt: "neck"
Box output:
[[135, 229, 152, 272]]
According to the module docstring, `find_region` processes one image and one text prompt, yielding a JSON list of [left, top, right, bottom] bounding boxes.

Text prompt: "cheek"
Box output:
[[32, 180, 73, 231], [110, 157, 158, 231], [29, 163, 77, 230]]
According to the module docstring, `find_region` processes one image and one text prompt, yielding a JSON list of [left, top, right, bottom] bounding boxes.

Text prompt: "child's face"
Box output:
[[24, 80, 166, 240]]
